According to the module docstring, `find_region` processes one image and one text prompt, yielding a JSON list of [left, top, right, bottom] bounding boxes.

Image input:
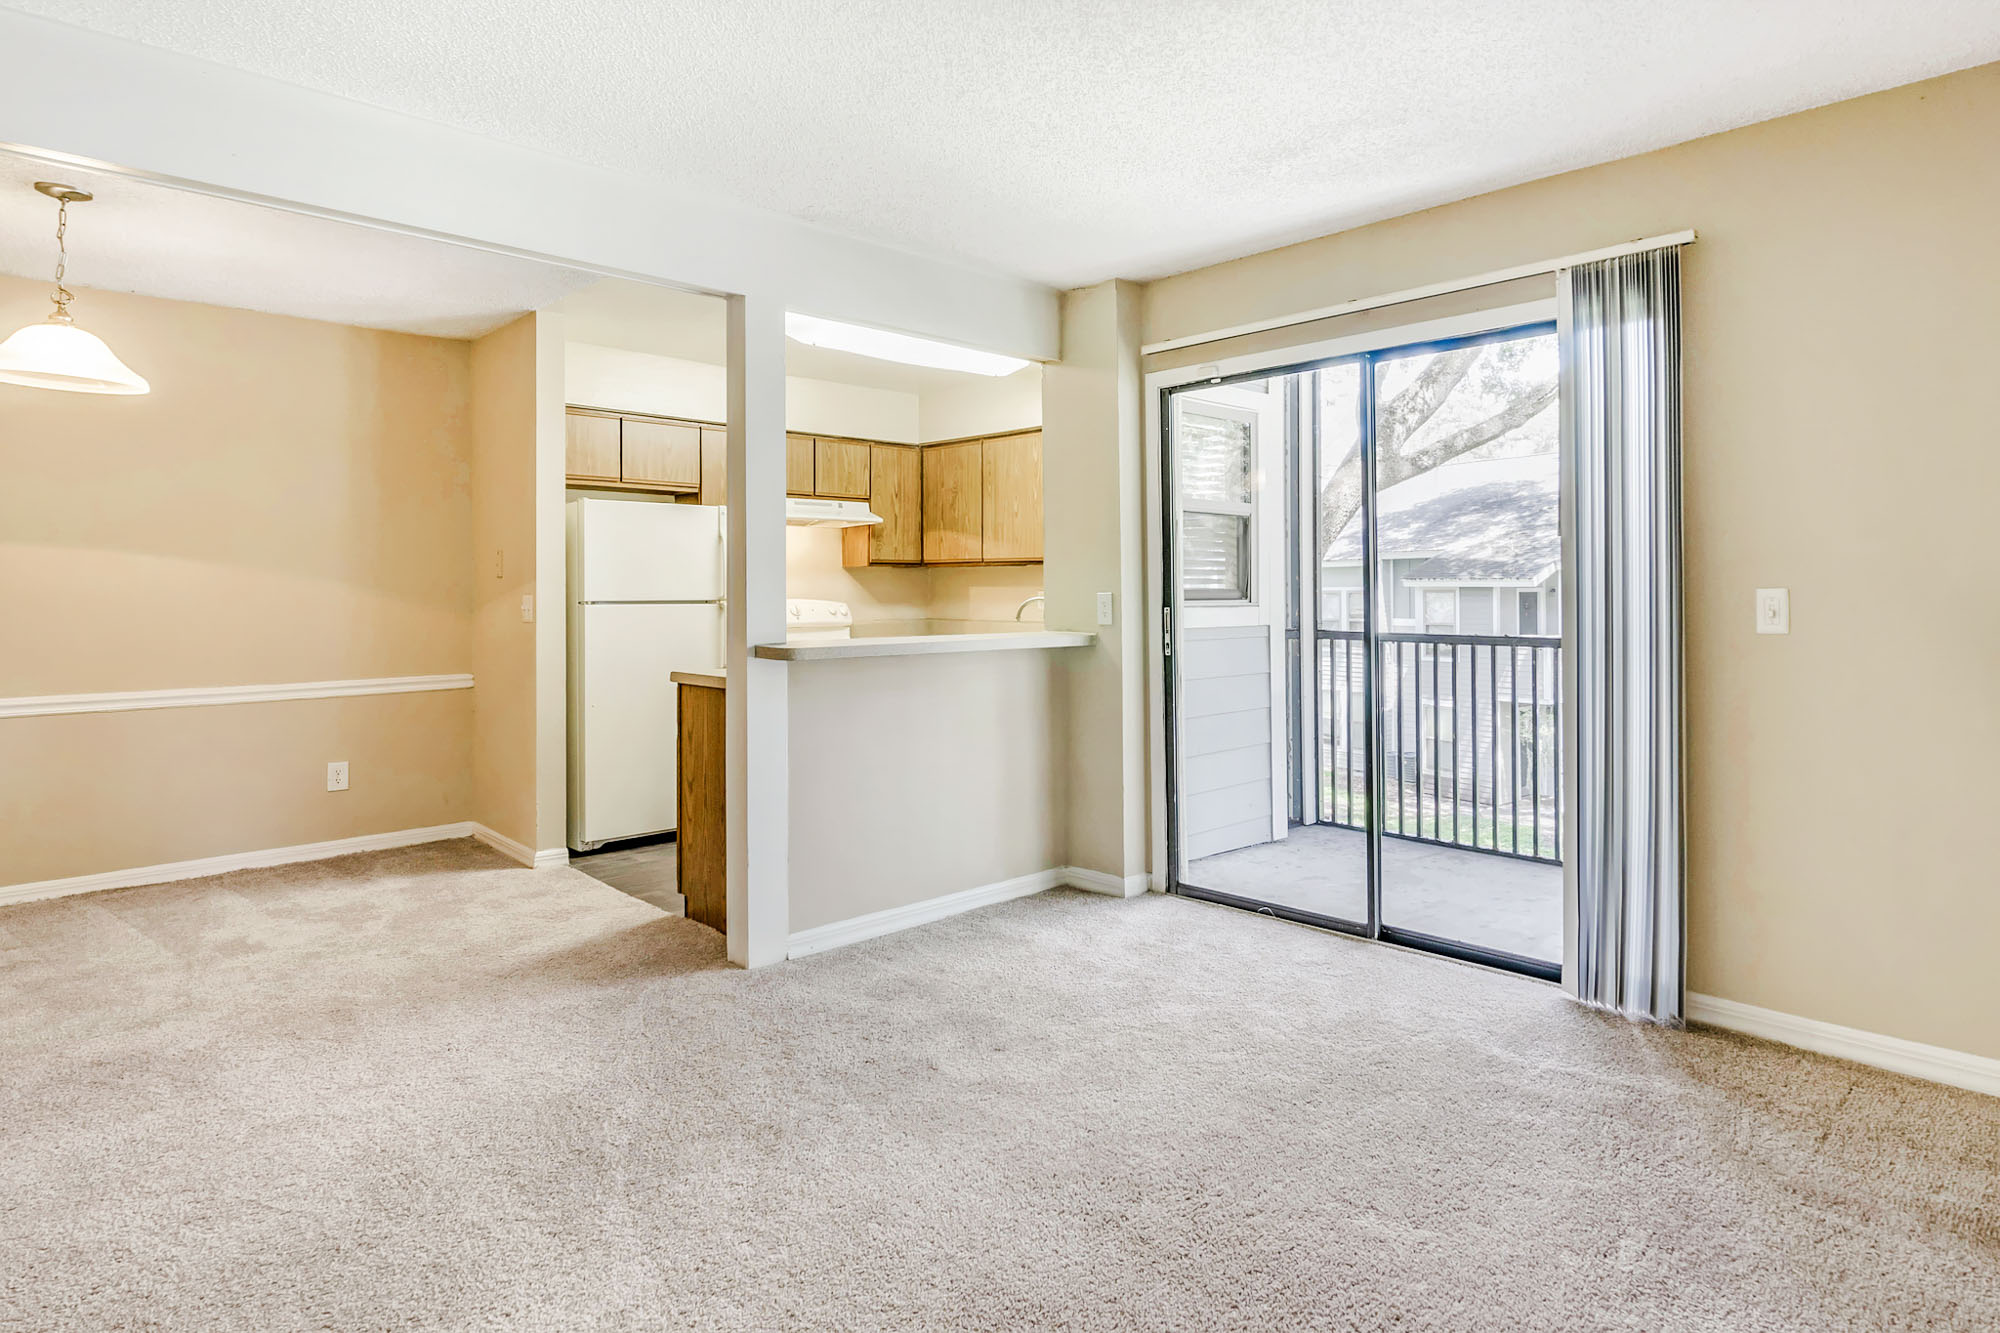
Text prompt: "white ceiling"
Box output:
[[0, 152, 597, 337], [554, 278, 1031, 394], [6, 1, 1999, 289]]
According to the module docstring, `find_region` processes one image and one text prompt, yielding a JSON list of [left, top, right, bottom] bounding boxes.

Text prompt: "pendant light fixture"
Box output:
[[0, 182, 150, 395]]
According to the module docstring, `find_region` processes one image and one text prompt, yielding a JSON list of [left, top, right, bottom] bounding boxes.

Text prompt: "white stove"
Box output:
[[785, 598, 853, 642]]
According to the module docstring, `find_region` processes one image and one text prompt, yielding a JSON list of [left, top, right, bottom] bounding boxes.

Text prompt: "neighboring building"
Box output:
[[1321, 453, 1559, 637]]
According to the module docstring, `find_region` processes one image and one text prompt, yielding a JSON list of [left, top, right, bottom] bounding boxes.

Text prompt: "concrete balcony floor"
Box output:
[[1187, 824, 1562, 965]]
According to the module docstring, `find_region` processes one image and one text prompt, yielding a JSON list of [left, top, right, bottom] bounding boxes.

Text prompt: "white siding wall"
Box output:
[[1178, 625, 1274, 860]]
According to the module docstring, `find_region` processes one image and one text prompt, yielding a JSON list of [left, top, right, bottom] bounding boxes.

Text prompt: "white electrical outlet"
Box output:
[[1755, 588, 1790, 635], [520, 593, 535, 623], [1096, 592, 1115, 626], [326, 761, 349, 792]]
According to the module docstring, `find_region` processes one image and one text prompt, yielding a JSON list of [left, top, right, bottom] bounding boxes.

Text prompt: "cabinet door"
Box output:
[[566, 412, 621, 483], [698, 427, 727, 506], [845, 444, 921, 566], [620, 418, 702, 491], [785, 434, 816, 496], [813, 438, 871, 499], [981, 431, 1043, 562], [922, 440, 984, 563]]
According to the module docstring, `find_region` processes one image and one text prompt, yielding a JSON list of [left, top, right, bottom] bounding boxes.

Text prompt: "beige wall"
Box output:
[[787, 651, 1065, 932], [917, 365, 1043, 443], [468, 313, 551, 852], [0, 277, 476, 884], [1139, 64, 2000, 1058], [1045, 280, 1149, 884]]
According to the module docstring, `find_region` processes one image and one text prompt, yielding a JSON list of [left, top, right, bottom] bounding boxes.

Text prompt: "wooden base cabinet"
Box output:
[[675, 675, 727, 934]]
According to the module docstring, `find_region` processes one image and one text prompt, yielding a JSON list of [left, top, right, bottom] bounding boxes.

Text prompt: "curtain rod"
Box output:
[[1140, 229, 1697, 356]]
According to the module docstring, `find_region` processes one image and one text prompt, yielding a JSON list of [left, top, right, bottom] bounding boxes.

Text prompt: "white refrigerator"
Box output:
[[566, 498, 725, 851]]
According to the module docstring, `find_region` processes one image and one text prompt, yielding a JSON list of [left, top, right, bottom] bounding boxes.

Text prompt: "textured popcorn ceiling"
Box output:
[[7, 1, 2000, 287]]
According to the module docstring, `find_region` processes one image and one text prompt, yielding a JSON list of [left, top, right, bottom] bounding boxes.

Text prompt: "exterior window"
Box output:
[[1422, 589, 1458, 633], [1518, 590, 1541, 636], [1179, 408, 1254, 602], [1346, 590, 1365, 631]]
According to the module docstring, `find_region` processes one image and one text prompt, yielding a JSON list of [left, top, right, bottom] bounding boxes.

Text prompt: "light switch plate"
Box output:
[[1755, 588, 1789, 635], [326, 761, 349, 792], [1096, 592, 1115, 626]]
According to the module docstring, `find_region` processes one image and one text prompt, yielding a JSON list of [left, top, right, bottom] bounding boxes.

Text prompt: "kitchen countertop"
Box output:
[[752, 630, 1095, 661], [669, 670, 727, 688]]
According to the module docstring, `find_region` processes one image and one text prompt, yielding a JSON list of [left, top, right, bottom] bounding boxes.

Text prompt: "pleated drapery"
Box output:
[[1563, 247, 1686, 1024]]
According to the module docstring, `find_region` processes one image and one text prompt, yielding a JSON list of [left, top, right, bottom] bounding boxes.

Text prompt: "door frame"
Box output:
[[1143, 299, 1575, 983]]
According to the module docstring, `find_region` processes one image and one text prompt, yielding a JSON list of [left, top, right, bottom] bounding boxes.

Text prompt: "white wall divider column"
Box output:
[[726, 293, 790, 967]]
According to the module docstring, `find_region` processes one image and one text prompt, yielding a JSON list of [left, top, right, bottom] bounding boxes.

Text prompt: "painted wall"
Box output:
[[0, 276, 475, 885], [566, 342, 922, 443], [1044, 281, 1150, 886], [467, 313, 570, 855], [918, 365, 1044, 443], [787, 652, 1065, 933], [1139, 64, 2000, 1059]]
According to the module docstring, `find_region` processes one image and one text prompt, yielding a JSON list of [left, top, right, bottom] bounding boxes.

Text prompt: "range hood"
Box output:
[[785, 497, 882, 527]]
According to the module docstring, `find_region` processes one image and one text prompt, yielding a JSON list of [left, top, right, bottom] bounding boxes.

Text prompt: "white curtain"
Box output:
[[1562, 246, 1685, 1023]]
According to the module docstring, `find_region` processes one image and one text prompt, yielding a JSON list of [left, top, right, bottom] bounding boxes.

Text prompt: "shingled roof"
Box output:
[[1324, 454, 1558, 584]]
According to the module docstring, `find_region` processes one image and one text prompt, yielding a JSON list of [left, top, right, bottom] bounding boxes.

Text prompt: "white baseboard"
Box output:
[[0, 821, 480, 908], [1688, 993, 2000, 1099], [788, 869, 1062, 960], [0, 820, 569, 908], [1060, 866, 1150, 898]]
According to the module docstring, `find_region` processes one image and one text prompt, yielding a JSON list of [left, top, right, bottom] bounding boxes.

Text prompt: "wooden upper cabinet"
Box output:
[[565, 411, 621, 483], [844, 444, 921, 567], [982, 431, 1043, 562], [813, 438, 871, 500], [698, 427, 727, 506], [785, 434, 816, 496], [922, 440, 984, 564], [620, 418, 702, 491]]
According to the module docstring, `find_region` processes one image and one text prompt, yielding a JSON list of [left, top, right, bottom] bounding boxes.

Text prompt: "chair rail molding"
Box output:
[[0, 674, 476, 720]]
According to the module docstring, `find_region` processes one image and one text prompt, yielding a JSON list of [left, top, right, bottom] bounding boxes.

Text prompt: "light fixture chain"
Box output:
[[51, 196, 73, 320]]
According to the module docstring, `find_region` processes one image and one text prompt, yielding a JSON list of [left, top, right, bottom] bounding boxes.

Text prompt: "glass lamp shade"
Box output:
[[0, 317, 150, 395]]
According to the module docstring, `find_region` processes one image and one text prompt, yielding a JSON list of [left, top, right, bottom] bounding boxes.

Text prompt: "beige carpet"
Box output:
[[2, 841, 1995, 1330]]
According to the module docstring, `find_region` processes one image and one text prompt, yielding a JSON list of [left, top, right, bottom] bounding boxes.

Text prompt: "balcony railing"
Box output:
[[1318, 630, 1562, 863]]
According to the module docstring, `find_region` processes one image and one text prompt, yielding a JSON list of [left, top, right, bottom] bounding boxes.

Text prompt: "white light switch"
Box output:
[[520, 593, 535, 623], [1096, 592, 1115, 626], [326, 761, 349, 792], [1755, 588, 1789, 635]]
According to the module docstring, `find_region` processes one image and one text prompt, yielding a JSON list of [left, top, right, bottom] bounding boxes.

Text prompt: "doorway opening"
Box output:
[[1161, 321, 1564, 980]]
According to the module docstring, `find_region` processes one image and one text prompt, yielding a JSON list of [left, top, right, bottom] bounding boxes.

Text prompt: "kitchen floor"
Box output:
[[569, 837, 684, 915]]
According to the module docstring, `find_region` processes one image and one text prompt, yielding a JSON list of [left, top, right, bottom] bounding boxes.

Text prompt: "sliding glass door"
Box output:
[[1164, 322, 1565, 980]]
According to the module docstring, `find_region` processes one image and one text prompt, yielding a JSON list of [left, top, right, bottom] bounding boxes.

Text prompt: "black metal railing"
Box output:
[[1318, 630, 1562, 863]]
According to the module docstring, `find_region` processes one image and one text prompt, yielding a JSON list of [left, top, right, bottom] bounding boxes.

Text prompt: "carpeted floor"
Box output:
[[2, 840, 1995, 1330]]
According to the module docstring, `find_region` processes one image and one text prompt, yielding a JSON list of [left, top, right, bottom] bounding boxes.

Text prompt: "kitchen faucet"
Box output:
[[1015, 593, 1045, 622]]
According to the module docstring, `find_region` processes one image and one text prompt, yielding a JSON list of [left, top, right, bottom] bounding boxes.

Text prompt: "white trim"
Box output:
[[471, 824, 562, 869], [1687, 993, 2000, 1099], [1141, 231, 1696, 356], [1060, 866, 1151, 898], [0, 674, 474, 720], [787, 870, 1062, 959], [0, 822, 482, 907]]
